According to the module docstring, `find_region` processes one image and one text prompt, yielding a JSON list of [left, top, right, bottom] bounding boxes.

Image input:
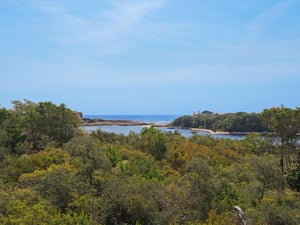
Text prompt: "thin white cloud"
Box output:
[[246, 0, 295, 40], [28, 0, 167, 54], [106, 0, 166, 31], [2, 0, 299, 90]]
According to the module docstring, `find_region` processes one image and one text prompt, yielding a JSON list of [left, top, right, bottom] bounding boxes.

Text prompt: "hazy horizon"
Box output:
[[1, 0, 299, 114]]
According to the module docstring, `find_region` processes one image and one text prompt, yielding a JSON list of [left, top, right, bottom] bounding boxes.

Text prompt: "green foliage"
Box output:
[[261, 106, 300, 173], [106, 147, 121, 167], [121, 155, 163, 180], [287, 153, 300, 192], [37, 164, 76, 213], [22, 101, 81, 150], [0, 108, 25, 153], [242, 133, 274, 155], [172, 112, 266, 132], [0, 185, 93, 225], [1, 100, 81, 153], [249, 155, 284, 201], [261, 106, 300, 141], [172, 115, 193, 127], [18, 164, 77, 212], [247, 193, 300, 225], [64, 135, 111, 184], [91, 129, 127, 145], [1, 101, 300, 224], [98, 177, 167, 225], [184, 158, 215, 220], [0, 148, 69, 183], [140, 127, 167, 160]]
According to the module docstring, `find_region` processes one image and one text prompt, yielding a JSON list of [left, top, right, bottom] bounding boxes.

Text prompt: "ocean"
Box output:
[[82, 115, 245, 140]]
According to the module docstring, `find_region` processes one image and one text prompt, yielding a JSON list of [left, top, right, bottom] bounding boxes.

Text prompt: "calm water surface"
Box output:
[[85, 115, 179, 124], [83, 115, 245, 140]]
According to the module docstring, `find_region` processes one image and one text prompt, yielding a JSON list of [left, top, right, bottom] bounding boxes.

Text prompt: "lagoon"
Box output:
[[82, 114, 245, 140]]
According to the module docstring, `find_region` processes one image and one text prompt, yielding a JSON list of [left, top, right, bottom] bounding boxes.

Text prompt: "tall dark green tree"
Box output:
[[261, 106, 300, 174], [64, 135, 111, 185], [140, 127, 167, 160], [0, 107, 24, 153], [10, 100, 81, 151]]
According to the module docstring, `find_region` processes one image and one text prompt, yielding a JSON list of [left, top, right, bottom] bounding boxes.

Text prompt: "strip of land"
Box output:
[[82, 118, 149, 126], [171, 127, 253, 135], [192, 128, 255, 135]]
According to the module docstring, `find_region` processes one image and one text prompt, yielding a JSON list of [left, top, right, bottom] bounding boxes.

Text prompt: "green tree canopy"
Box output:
[[171, 112, 266, 132], [2, 100, 81, 152], [261, 106, 300, 173]]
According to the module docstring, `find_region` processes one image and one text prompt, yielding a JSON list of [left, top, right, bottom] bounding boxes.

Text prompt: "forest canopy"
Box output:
[[0, 100, 299, 225], [171, 111, 267, 132]]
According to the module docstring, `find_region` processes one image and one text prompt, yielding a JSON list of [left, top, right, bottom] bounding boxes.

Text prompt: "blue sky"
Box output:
[[1, 0, 299, 115]]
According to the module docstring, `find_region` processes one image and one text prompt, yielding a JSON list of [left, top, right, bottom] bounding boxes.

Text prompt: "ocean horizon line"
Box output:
[[83, 114, 181, 116], [83, 115, 180, 124]]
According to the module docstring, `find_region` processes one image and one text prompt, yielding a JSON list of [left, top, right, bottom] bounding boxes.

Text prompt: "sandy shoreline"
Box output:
[[167, 127, 252, 135], [190, 128, 252, 135]]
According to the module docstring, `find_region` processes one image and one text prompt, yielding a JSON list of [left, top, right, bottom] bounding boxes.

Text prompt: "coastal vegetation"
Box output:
[[0, 100, 299, 224], [171, 111, 267, 132]]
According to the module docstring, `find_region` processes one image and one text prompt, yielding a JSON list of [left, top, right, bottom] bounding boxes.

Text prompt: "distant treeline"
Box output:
[[171, 111, 267, 132]]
